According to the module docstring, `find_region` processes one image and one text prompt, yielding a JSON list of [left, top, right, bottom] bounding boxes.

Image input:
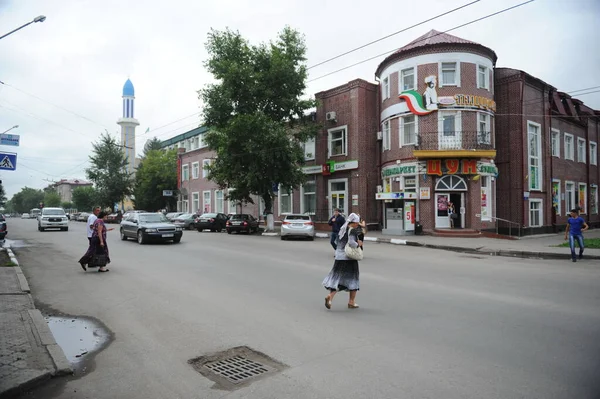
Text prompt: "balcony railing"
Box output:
[[415, 131, 494, 151]]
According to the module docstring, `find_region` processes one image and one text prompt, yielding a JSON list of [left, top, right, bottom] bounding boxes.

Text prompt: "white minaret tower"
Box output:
[[117, 78, 139, 175]]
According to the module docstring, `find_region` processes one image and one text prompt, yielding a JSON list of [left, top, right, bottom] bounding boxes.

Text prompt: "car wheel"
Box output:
[[227, 229, 232, 234], [217, 227, 222, 233], [280, 235, 285, 240], [173, 237, 181, 243], [38, 226, 43, 232], [188, 223, 195, 230], [120, 228, 127, 241], [63, 227, 69, 232], [137, 230, 145, 245], [197, 228, 202, 232], [308, 236, 315, 241]]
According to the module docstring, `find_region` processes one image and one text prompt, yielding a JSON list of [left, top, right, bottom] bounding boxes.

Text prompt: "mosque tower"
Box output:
[[117, 78, 139, 175]]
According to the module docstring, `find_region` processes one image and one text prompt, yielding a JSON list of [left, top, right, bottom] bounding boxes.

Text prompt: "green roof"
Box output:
[[160, 126, 208, 148]]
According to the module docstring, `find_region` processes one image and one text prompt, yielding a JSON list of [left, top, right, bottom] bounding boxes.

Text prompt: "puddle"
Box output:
[[3, 238, 31, 248], [45, 316, 111, 366]]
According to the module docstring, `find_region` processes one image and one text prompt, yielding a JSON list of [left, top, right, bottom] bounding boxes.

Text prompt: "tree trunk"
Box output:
[[263, 193, 275, 231]]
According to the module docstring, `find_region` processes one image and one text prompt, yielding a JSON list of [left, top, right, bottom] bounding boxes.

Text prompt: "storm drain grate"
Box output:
[[204, 355, 270, 384]]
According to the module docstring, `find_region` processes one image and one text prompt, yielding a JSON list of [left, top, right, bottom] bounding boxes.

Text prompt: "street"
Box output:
[[8, 218, 600, 399]]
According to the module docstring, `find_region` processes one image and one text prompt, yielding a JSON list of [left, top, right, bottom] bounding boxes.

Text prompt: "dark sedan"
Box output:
[[195, 213, 227, 232], [172, 213, 198, 230], [120, 212, 183, 244], [226, 214, 259, 234]]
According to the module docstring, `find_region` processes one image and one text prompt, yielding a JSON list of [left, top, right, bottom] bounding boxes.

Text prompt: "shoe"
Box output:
[[579, 254, 584, 259], [79, 261, 86, 271], [325, 297, 331, 310], [98, 268, 110, 272], [347, 303, 359, 309], [572, 258, 577, 263]]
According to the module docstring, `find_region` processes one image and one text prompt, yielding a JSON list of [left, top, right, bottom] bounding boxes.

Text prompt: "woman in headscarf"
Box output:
[[78, 211, 111, 272], [322, 213, 363, 309]]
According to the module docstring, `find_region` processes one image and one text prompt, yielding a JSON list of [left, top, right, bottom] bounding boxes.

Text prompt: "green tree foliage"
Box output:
[[71, 186, 98, 212], [61, 202, 74, 210], [43, 191, 62, 207], [86, 133, 133, 209], [143, 137, 164, 157], [199, 27, 318, 229], [133, 149, 178, 211], [7, 187, 44, 213], [0, 181, 7, 208]]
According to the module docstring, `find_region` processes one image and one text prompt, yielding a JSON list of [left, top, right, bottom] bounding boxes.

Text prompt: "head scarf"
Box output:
[[338, 213, 360, 239]]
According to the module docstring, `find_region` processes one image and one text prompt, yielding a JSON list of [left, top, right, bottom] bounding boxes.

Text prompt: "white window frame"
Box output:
[[181, 164, 189, 182], [202, 159, 211, 178], [591, 184, 598, 215], [278, 185, 293, 215], [480, 176, 492, 221], [477, 64, 489, 90], [382, 120, 391, 151], [552, 179, 562, 216], [328, 178, 348, 215], [202, 190, 211, 213], [577, 138, 586, 163], [303, 137, 315, 161], [227, 188, 237, 214], [529, 199, 543, 227], [181, 194, 189, 213], [215, 190, 224, 213], [192, 192, 200, 214], [400, 67, 416, 92], [439, 61, 460, 87], [564, 133, 574, 161], [191, 162, 200, 179], [382, 76, 390, 101], [590, 141, 598, 165], [300, 179, 316, 214], [478, 112, 491, 144], [400, 114, 418, 147], [578, 183, 587, 214], [551, 129, 560, 158], [565, 181, 576, 213], [328, 125, 348, 157], [527, 121, 542, 191]]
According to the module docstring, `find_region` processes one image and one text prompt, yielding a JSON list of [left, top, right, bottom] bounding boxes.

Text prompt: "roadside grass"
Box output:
[[0, 250, 16, 267], [556, 238, 600, 249]]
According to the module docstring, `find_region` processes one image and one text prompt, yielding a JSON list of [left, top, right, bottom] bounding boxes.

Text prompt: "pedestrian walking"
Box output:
[[328, 208, 345, 252], [565, 208, 589, 262], [448, 201, 457, 228], [79, 211, 111, 272], [87, 206, 100, 244], [322, 213, 363, 310]]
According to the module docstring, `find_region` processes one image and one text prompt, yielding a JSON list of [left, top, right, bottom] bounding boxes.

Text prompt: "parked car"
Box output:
[[107, 212, 123, 224], [78, 212, 90, 222], [38, 207, 69, 231], [120, 212, 183, 244], [21, 213, 30, 219], [165, 212, 185, 221], [226, 214, 259, 234], [280, 214, 315, 240], [172, 213, 198, 230], [195, 213, 228, 232], [0, 220, 6, 240]]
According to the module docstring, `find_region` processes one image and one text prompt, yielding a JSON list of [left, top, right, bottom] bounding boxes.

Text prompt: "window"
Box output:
[[400, 67, 415, 91], [401, 115, 417, 146], [577, 138, 586, 163], [278, 186, 293, 215], [198, 133, 207, 149], [181, 194, 189, 213], [478, 113, 491, 144], [228, 189, 237, 214], [193, 136, 200, 150], [382, 120, 391, 151], [303, 137, 315, 160], [578, 183, 587, 214], [591, 185, 598, 214], [481, 176, 492, 220], [527, 122, 542, 191], [203, 191, 211, 213], [328, 126, 347, 157], [215, 190, 224, 213], [477, 65, 489, 89], [202, 159, 211, 178], [301, 180, 316, 214], [529, 199, 543, 227], [564, 134, 574, 160], [181, 164, 189, 181], [565, 181, 576, 212], [440, 62, 459, 86], [590, 142, 598, 165], [382, 76, 390, 100], [551, 129, 560, 157], [552, 180, 561, 216], [192, 162, 200, 179], [403, 176, 417, 191], [192, 192, 200, 214]]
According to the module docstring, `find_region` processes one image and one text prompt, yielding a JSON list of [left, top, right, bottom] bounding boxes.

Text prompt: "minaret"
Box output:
[[117, 78, 139, 175]]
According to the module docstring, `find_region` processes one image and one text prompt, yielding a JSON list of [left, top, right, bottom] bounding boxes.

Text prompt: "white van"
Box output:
[[38, 208, 69, 232]]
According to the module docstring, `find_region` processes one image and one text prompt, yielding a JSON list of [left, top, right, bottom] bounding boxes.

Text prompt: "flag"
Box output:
[[399, 90, 433, 116]]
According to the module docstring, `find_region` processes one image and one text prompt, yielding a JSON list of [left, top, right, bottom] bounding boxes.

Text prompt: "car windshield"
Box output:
[[230, 214, 247, 220], [176, 213, 193, 219], [43, 209, 66, 216], [200, 213, 217, 218], [285, 215, 310, 221], [139, 214, 168, 223]]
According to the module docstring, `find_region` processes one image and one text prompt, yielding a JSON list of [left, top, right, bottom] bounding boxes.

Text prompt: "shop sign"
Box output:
[[302, 165, 322, 174], [316, 160, 359, 176], [454, 94, 496, 112], [426, 159, 498, 176], [352, 194, 359, 206], [419, 187, 431, 200], [376, 192, 417, 200], [382, 164, 417, 178], [332, 160, 358, 172]]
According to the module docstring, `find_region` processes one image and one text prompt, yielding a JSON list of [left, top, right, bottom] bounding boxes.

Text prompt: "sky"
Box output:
[[0, 0, 599, 198]]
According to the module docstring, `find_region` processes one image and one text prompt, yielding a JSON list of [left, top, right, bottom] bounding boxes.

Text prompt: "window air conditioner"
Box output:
[[376, 131, 383, 141], [326, 111, 337, 121]]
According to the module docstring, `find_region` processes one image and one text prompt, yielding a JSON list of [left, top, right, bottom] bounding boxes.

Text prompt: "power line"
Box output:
[[136, 111, 201, 138], [307, 0, 536, 83], [307, 0, 481, 70]]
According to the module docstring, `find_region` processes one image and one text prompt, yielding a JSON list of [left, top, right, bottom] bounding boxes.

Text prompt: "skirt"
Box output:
[[322, 260, 360, 291]]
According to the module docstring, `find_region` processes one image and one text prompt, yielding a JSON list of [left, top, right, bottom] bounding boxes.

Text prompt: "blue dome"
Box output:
[[122, 79, 135, 97]]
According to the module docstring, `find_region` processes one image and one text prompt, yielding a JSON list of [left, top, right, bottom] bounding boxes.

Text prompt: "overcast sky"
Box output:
[[0, 0, 598, 198]]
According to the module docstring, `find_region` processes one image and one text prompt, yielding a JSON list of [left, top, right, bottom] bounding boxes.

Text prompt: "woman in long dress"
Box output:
[[78, 211, 111, 272], [322, 213, 363, 309]]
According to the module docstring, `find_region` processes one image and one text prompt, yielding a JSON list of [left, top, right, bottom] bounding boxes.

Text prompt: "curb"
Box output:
[[14, 267, 31, 293], [28, 310, 73, 376]]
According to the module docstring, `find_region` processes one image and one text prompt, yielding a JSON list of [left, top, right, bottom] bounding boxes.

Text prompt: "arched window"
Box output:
[[435, 175, 467, 191]]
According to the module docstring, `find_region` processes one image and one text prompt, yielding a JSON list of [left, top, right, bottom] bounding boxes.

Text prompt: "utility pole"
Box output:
[[0, 15, 46, 41]]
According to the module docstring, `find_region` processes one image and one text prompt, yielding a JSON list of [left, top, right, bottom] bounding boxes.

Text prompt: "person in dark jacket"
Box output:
[[328, 208, 345, 251]]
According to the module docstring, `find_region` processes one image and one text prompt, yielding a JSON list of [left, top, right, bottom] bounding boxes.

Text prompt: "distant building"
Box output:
[[117, 78, 141, 211], [52, 179, 93, 203]]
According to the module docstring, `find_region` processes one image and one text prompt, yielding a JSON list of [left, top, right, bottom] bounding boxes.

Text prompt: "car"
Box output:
[[172, 213, 198, 230], [38, 207, 69, 231], [226, 214, 259, 234], [120, 212, 183, 244], [78, 212, 90, 222], [165, 212, 185, 222], [122, 210, 147, 220], [195, 213, 227, 232], [21, 213, 30, 219], [280, 214, 315, 240], [106, 212, 123, 224], [0, 220, 6, 240]]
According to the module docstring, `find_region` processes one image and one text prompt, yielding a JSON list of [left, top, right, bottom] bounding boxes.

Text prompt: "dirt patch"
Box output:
[[0, 249, 16, 266]]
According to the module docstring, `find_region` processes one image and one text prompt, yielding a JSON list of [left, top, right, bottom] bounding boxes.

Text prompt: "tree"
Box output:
[[133, 148, 178, 211], [8, 187, 44, 213], [72, 186, 98, 212], [43, 191, 62, 207], [61, 202, 74, 210], [200, 27, 318, 230], [0, 181, 7, 208], [86, 132, 132, 209], [143, 137, 164, 157]]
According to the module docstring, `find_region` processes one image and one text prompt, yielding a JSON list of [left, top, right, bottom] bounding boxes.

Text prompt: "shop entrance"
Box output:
[[434, 175, 467, 229]]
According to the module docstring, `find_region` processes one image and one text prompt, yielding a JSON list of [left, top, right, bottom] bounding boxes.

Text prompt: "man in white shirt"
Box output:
[[87, 206, 101, 243]]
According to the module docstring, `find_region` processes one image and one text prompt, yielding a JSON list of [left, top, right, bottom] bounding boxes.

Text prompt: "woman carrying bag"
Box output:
[[78, 211, 111, 272], [322, 213, 363, 310]]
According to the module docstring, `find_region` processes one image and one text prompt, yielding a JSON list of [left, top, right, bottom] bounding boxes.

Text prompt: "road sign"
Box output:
[[0, 152, 17, 171], [0, 134, 19, 146], [163, 190, 173, 196]]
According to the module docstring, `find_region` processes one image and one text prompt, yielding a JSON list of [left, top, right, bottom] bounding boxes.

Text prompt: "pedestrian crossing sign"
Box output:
[[0, 152, 16, 171]]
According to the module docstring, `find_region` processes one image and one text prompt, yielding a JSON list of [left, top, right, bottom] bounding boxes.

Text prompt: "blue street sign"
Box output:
[[0, 152, 16, 171], [0, 134, 20, 146]]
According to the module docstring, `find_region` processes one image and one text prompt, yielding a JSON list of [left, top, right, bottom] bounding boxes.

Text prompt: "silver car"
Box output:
[[280, 214, 315, 241]]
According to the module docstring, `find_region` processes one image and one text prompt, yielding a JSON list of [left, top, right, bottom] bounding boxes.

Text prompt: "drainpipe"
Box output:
[[375, 74, 383, 230], [520, 74, 526, 233], [548, 90, 555, 232], [585, 104, 590, 218]]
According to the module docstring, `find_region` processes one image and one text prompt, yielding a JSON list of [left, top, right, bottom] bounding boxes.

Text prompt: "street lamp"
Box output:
[[1, 125, 19, 134], [0, 15, 46, 41]]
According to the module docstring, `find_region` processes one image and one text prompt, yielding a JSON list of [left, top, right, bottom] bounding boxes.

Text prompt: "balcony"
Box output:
[[412, 131, 496, 159]]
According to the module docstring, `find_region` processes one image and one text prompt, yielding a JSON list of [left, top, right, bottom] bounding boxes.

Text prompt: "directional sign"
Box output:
[[0, 152, 17, 171], [162, 190, 173, 197], [0, 134, 20, 147]]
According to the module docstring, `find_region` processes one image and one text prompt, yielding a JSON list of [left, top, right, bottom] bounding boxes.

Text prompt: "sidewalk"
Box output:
[[263, 228, 600, 260], [0, 244, 72, 398]]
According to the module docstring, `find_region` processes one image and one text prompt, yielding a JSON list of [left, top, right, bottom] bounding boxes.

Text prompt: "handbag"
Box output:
[[345, 244, 364, 261], [92, 253, 108, 267]]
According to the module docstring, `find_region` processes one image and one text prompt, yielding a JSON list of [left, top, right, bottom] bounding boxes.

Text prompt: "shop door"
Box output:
[[435, 193, 450, 228], [329, 180, 347, 215]]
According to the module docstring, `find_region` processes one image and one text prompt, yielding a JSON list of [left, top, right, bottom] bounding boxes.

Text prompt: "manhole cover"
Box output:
[[189, 346, 287, 390]]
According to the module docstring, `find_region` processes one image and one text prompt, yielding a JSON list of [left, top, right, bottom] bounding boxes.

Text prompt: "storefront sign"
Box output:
[[454, 94, 496, 112], [332, 160, 358, 172], [419, 187, 431, 199], [426, 159, 498, 176], [352, 195, 359, 206], [302, 165, 322, 174], [315, 160, 359, 176], [382, 164, 417, 178], [376, 192, 418, 200]]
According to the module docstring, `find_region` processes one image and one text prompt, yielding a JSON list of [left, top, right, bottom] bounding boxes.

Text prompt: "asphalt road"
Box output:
[[7, 218, 600, 399]]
